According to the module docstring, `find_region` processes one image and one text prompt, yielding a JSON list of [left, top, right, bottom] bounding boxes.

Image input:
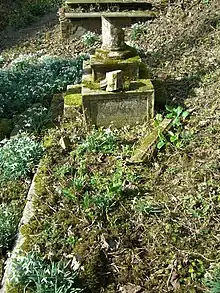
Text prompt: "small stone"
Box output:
[[119, 284, 142, 293], [59, 136, 71, 150], [106, 70, 124, 92]]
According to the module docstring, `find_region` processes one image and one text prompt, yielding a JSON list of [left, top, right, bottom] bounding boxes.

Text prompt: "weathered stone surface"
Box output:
[[90, 55, 141, 81], [106, 70, 124, 91], [59, 136, 71, 150], [95, 46, 137, 60], [101, 16, 125, 50], [100, 78, 108, 89], [131, 118, 172, 163], [66, 84, 82, 94], [101, 70, 124, 92], [82, 77, 154, 127], [63, 92, 82, 119], [1, 173, 37, 292]]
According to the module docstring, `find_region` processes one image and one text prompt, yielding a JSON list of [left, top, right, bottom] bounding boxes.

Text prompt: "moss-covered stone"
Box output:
[[95, 45, 138, 60], [43, 135, 54, 149], [90, 55, 140, 81], [63, 93, 82, 119], [82, 80, 100, 90], [92, 54, 141, 66], [129, 78, 154, 92], [131, 118, 172, 162], [66, 84, 81, 94], [64, 93, 82, 106]]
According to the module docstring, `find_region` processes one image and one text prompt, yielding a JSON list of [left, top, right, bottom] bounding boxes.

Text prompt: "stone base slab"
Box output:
[[82, 77, 154, 127]]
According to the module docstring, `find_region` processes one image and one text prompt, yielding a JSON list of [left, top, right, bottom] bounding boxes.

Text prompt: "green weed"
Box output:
[[204, 265, 220, 293], [72, 128, 117, 156], [82, 31, 100, 48], [155, 105, 189, 149], [132, 197, 162, 215], [130, 22, 147, 41]]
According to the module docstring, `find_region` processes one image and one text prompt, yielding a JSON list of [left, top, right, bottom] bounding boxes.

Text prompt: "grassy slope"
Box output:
[[2, 0, 220, 292]]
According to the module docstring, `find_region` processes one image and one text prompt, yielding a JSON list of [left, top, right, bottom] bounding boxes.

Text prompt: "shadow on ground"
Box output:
[[0, 10, 59, 52]]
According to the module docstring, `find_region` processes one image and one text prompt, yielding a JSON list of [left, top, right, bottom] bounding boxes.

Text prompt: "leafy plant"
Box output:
[[73, 128, 117, 156], [0, 54, 85, 119], [12, 103, 51, 135], [9, 252, 83, 293], [0, 135, 43, 182], [82, 31, 100, 48], [0, 203, 20, 249], [155, 106, 189, 149], [130, 22, 147, 41], [132, 197, 162, 215], [165, 105, 189, 127], [204, 266, 220, 293]]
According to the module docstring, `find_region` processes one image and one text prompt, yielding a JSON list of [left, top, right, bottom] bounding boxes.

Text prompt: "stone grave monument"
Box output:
[[64, 16, 155, 127]]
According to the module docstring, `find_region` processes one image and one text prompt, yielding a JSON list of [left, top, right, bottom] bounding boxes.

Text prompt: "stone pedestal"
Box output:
[[82, 62, 154, 127], [65, 12, 155, 127], [101, 17, 125, 51]]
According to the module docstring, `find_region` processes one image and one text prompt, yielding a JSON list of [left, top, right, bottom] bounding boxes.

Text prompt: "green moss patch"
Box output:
[[64, 93, 82, 106], [82, 80, 100, 90], [92, 54, 141, 66]]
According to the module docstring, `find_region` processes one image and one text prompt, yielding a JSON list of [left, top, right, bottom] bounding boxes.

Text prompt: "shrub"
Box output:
[[0, 135, 43, 182], [9, 252, 83, 293], [0, 54, 85, 119], [0, 203, 20, 249], [11, 103, 51, 135]]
